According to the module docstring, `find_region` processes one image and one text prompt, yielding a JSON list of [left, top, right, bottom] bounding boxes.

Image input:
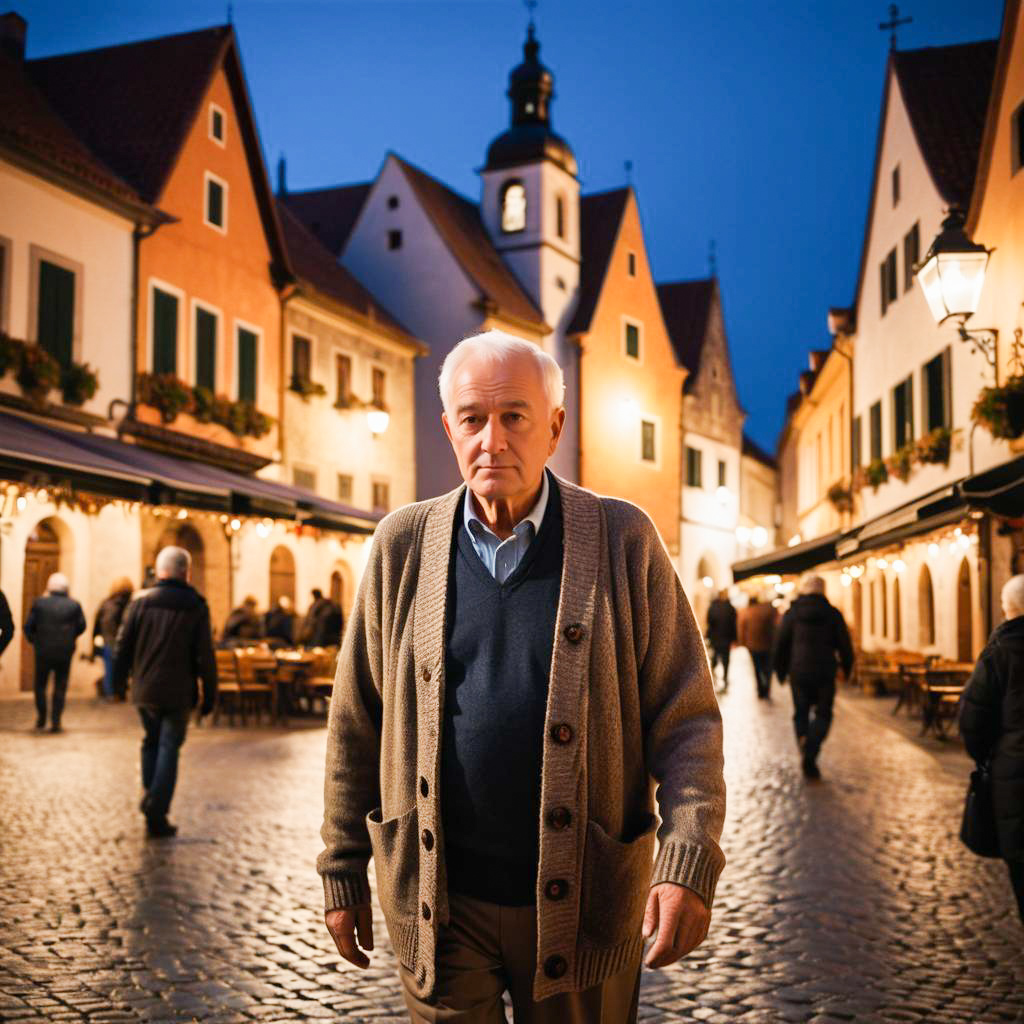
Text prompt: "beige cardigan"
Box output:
[[318, 475, 726, 1002]]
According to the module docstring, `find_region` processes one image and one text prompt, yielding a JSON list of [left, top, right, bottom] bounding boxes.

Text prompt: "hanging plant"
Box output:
[[60, 361, 99, 407], [972, 376, 1024, 441], [137, 372, 192, 423], [914, 426, 953, 466], [289, 375, 327, 401], [864, 458, 889, 491], [826, 481, 853, 513], [191, 385, 215, 423], [0, 333, 23, 376], [16, 344, 61, 406], [885, 445, 914, 482]]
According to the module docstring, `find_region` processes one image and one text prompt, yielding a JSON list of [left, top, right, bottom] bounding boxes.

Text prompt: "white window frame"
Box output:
[[209, 102, 226, 146], [233, 317, 263, 404], [621, 315, 644, 364], [190, 297, 223, 392], [639, 413, 661, 469], [147, 277, 185, 378], [204, 171, 229, 234]]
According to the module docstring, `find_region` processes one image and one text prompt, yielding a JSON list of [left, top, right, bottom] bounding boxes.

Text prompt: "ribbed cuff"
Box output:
[[651, 841, 725, 910], [322, 871, 372, 911]]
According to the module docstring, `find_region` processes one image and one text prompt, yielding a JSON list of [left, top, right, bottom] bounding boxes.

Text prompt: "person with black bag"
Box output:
[[959, 573, 1024, 924]]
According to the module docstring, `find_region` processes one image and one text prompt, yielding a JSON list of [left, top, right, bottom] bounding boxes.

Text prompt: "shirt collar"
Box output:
[[464, 469, 550, 541]]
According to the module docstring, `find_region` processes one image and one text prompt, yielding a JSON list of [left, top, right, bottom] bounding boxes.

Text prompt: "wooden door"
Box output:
[[270, 546, 296, 607], [957, 559, 973, 662], [21, 522, 59, 691], [852, 580, 863, 648]]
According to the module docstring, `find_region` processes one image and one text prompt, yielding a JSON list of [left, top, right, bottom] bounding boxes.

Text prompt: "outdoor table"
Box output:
[[919, 665, 972, 739]]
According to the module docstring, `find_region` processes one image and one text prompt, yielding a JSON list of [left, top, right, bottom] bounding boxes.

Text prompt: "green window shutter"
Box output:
[[237, 327, 257, 403], [852, 415, 862, 469], [38, 260, 74, 370], [152, 288, 178, 375], [625, 323, 640, 359], [195, 307, 217, 391]]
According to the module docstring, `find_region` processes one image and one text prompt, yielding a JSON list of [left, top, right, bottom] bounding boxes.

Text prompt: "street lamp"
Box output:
[[915, 208, 998, 381], [366, 407, 390, 436]]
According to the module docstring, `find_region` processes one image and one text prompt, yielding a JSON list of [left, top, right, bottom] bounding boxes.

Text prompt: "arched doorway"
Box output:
[[693, 554, 718, 634], [21, 520, 61, 691], [957, 559, 973, 662], [330, 561, 356, 618], [269, 546, 296, 607], [918, 564, 935, 646], [852, 579, 863, 647], [155, 523, 205, 596]]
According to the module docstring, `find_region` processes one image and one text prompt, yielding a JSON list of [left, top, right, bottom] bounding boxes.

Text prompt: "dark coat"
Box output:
[[312, 601, 344, 647], [959, 615, 1024, 860], [0, 588, 13, 657], [93, 590, 132, 651], [112, 578, 217, 713], [773, 593, 853, 683], [263, 607, 295, 646], [24, 592, 86, 662], [706, 598, 737, 650], [221, 606, 263, 645]]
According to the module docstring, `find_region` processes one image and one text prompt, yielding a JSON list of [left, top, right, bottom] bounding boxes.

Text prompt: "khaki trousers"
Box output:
[[399, 892, 642, 1023]]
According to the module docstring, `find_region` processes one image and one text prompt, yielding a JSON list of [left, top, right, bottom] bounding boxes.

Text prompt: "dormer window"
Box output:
[[209, 103, 225, 145], [501, 181, 527, 233]]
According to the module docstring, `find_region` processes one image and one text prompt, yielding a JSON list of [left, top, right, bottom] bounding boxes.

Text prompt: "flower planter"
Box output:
[[972, 376, 1024, 441]]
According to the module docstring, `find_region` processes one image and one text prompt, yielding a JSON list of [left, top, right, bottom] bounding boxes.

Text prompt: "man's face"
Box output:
[[442, 351, 564, 503]]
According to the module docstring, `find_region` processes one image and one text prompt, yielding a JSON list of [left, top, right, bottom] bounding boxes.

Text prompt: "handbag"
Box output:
[[960, 764, 1001, 858]]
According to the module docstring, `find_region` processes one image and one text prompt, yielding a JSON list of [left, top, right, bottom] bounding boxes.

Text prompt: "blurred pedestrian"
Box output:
[[299, 588, 331, 646], [773, 574, 854, 780], [313, 597, 343, 648], [92, 577, 134, 700], [706, 589, 737, 691], [112, 546, 217, 839], [23, 573, 86, 733], [264, 595, 296, 648], [739, 594, 777, 699], [221, 595, 263, 646], [0, 587, 13, 659], [959, 573, 1024, 924]]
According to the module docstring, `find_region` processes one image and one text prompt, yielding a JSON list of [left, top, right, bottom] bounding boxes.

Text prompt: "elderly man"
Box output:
[[318, 330, 725, 1022], [113, 547, 217, 838]]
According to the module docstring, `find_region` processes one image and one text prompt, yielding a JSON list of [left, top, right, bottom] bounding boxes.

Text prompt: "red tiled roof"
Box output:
[[894, 40, 998, 207], [281, 183, 371, 256], [276, 199, 417, 345], [0, 51, 144, 210], [656, 277, 716, 376], [566, 187, 630, 335], [392, 155, 547, 330]]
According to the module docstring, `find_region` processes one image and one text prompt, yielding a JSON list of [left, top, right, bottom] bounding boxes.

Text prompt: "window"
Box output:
[[291, 334, 312, 389], [628, 251, 636, 277], [372, 480, 390, 513], [337, 474, 354, 502], [919, 565, 935, 645], [852, 414, 863, 469], [1013, 101, 1024, 175], [194, 306, 217, 392], [879, 248, 898, 315], [623, 321, 641, 360], [205, 173, 226, 230], [293, 467, 316, 491], [717, 460, 726, 487], [237, 325, 258, 403], [641, 420, 656, 463], [387, 195, 400, 209], [387, 230, 402, 250], [37, 259, 75, 371], [152, 286, 179, 375], [555, 195, 565, 239], [922, 348, 952, 432], [869, 401, 882, 462], [892, 164, 900, 206], [903, 222, 919, 292], [335, 353, 352, 406], [686, 446, 703, 488], [892, 375, 913, 449], [209, 104, 225, 144], [501, 181, 526, 233], [372, 367, 386, 407]]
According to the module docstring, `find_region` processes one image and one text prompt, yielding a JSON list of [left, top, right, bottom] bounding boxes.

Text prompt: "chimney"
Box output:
[[1, 12, 26, 61], [277, 154, 287, 196]]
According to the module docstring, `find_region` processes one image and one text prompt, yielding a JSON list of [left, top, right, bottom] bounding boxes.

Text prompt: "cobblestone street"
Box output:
[[2, 650, 1022, 1023]]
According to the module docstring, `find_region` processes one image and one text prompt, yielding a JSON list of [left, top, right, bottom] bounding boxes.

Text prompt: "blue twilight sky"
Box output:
[[14, 0, 1005, 450]]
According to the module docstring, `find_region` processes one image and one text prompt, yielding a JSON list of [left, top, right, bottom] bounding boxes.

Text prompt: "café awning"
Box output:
[[732, 531, 842, 582], [961, 454, 1024, 519]]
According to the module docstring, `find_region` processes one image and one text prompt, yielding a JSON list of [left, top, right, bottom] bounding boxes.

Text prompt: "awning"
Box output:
[[961, 454, 1024, 519], [0, 410, 380, 534], [732, 531, 842, 582]]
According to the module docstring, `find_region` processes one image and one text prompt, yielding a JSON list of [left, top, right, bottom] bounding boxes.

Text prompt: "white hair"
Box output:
[[800, 574, 825, 596], [438, 329, 565, 414], [155, 546, 191, 581], [46, 573, 69, 594], [1003, 574, 1024, 618]]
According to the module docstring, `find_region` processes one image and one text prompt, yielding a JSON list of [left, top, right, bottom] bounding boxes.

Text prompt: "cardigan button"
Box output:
[[547, 806, 572, 830], [421, 829, 434, 852], [421, 666, 432, 682], [420, 776, 429, 798], [564, 623, 585, 643], [422, 902, 431, 921], [544, 955, 567, 979], [544, 878, 568, 901], [550, 722, 573, 745]]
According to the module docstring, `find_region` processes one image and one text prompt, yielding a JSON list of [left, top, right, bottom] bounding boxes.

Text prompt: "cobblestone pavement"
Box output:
[[2, 648, 1023, 1023]]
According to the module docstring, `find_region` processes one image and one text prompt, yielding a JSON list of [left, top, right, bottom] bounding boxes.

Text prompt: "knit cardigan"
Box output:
[[317, 474, 726, 1002]]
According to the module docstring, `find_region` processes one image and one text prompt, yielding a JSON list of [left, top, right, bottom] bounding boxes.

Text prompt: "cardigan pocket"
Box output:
[[366, 805, 420, 935], [579, 814, 658, 946]]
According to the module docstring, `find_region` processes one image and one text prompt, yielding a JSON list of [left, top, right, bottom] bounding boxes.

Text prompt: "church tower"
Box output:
[[481, 23, 581, 342]]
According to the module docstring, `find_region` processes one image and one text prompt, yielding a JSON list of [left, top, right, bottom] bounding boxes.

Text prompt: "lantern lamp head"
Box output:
[[915, 208, 991, 325]]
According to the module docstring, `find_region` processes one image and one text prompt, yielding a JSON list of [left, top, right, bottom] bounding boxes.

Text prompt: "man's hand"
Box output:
[[325, 905, 374, 969], [642, 882, 710, 968]]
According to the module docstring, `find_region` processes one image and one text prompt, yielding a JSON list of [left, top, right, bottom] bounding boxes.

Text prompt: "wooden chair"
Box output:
[[307, 647, 338, 714], [235, 649, 275, 725], [213, 649, 245, 726]]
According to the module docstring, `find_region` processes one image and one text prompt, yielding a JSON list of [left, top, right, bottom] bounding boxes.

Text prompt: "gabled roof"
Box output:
[[391, 154, 547, 331], [742, 433, 778, 471], [281, 182, 372, 256], [0, 50, 149, 215], [276, 199, 420, 350], [656, 277, 716, 376], [566, 187, 631, 335]]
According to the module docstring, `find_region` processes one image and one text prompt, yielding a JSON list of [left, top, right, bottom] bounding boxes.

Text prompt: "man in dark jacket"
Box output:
[[959, 574, 1024, 922], [24, 573, 86, 733], [263, 595, 296, 648], [113, 546, 217, 838], [706, 591, 737, 691], [773, 575, 854, 779], [0, 587, 14, 659], [221, 595, 263, 647]]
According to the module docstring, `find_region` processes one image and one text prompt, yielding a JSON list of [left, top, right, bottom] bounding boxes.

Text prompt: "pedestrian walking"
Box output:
[[112, 546, 217, 838], [92, 577, 133, 700], [221, 595, 263, 646], [959, 573, 1024, 924], [318, 330, 725, 1023], [773, 574, 853, 780], [739, 594, 777, 699], [300, 588, 342, 647], [0, 586, 14, 659], [706, 590, 737, 691], [264, 595, 296, 648], [23, 573, 86, 733]]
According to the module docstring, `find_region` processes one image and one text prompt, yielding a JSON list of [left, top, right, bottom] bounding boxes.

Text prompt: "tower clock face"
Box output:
[[501, 183, 527, 232]]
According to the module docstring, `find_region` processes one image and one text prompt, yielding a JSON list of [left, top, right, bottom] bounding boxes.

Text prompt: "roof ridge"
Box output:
[[580, 185, 632, 201], [389, 151, 477, 208], [28, 23, 230, 64], [285, 181, 371, 199]]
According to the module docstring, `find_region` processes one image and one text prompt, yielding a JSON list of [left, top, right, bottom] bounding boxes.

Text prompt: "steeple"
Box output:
[[508, 23, 553, 126]]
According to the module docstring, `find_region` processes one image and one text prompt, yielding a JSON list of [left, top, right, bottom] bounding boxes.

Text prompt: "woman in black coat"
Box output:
[[959, 573, 1024, 923]]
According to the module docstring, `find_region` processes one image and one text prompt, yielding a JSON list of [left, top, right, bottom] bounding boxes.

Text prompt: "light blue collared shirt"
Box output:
[[464, 471, 550, 584]]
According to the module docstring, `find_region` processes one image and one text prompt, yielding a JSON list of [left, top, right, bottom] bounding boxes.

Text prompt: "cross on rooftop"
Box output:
[[879, 4, 912, 53]]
